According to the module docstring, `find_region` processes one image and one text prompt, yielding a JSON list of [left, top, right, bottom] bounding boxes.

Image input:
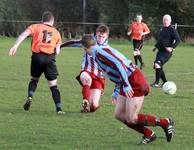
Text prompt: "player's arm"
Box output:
[[171, 28, 181, 49], [165, 28, 181, 53], [9, 29, 31, 56], [142, 24, 150, 36], [112, 84, 121, 104], [55, 44, 61, 55], [98, 48, 133, 98], [60, 39, 82, 48], [127, 24, 132, 36]]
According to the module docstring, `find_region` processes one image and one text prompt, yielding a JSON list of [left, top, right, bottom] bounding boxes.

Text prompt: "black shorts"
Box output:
[[31, 53, 58, 80], [154, 51, 172, 67], [133, 39, 143, 50]]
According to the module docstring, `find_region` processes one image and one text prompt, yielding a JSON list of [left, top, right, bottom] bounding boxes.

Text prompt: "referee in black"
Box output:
[[151, 14, 180, 88]]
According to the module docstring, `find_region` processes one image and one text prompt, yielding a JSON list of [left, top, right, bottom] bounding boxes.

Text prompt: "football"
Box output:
[[162, 81, 177, 95]]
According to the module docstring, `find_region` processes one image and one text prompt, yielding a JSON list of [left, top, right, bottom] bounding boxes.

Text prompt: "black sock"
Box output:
[[138, 55, 143, 64], [155, 68, 162, 84], [28, 79, 38, 98], [134, 56, 138, 65], [160, 68, 167, 83], [50, 86, 61, 110]]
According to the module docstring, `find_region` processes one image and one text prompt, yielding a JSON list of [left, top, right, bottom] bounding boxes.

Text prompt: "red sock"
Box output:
[[82, 85, 90, 100], [143, 127, 153, 137], [124, 121, 153, 137], [137, 114, 168, 127], [159, 118, 169, 128]]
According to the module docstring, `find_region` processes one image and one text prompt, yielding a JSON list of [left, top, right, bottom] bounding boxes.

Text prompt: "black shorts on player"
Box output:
[[31, 52, 58, 80], [133, 39, 143, 51], [154, 51, 172, 68]]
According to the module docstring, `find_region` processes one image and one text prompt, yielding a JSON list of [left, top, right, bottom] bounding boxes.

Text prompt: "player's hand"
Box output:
[[127, 32, 131, 36], [165, 47, 173, 53], [9, 46, 17, 56], [125, 89, 134, 99], [140, 32, 145, 37], [152, 47, 157, 52]]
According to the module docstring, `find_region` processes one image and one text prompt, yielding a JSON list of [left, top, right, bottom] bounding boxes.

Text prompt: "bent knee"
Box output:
[[80, 72, 92, 85], [154, 62, 161, 69], [126, 115, 138, 124], [133, 50, 140, 55]]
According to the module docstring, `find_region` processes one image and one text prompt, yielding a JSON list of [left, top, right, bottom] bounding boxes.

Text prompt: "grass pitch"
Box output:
[[0, 37, 194, 150]]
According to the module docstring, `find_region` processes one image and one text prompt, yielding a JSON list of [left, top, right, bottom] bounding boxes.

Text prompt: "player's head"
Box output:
[[81, 34, 96, 55], [163, 14, 171, 27], [136, 13, 142, 23], [42, 11, 54, 25], [96, 24, 109, 45]]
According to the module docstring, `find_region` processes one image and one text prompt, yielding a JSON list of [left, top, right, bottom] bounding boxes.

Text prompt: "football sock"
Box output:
[[138, 55, 143, 64], [50, 86, 61, 109], [160, 69, 167, 83], [124, 121, 153, 137], [137, 114, 168, 128], [155, 68, 162, 84], [82, 85, 90, 101], [28, 79, 38, 98], [134, 55, 138, 65]]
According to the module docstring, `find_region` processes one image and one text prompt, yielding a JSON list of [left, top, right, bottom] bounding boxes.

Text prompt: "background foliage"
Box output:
[[0, 0, 194, 39]]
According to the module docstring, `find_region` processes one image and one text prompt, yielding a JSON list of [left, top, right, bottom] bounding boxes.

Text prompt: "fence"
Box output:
[[0, 20, 194, 42]]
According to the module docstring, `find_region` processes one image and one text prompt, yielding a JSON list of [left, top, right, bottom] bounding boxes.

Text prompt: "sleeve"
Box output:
[[171, 28, 181, 49], [98, 48, 132, 93], [56, 31, 62, 44], [143, 23, 150, 33], [60, 39, 82, 48], [112, 84, 121, 98], [26, 24, 35, 35]]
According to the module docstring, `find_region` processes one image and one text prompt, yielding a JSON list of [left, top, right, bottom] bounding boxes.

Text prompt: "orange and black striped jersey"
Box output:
[[128, 22, 150, 40], [27, 23, 62, 54]]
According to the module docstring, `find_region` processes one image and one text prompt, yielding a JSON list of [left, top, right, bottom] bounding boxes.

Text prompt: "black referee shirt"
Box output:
[[155, 25, 180, 51]]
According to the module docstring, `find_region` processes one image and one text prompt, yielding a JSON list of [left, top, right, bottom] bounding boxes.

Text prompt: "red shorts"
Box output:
[[76, 71, 105, 90], [119, 68, 150, 97]]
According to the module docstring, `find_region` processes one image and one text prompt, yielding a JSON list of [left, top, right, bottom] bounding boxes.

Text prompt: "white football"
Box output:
[[162, 81, 177, 95]]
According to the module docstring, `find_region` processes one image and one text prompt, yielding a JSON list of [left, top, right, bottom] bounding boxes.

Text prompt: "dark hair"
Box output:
[[42, 11, 54, 22], [96, 24, 109, 34], [81, 34, 96, 48]]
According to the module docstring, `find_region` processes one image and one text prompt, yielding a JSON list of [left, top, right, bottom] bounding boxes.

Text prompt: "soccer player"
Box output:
[[60, 25, 109, 112], [151, 14, 180, 88], [127, 13, 150, 69], [81, 34, 174, 144], [9, 11, 65, 114]]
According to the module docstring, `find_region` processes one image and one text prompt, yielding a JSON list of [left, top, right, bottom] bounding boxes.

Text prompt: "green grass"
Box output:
[[0, 37, 194, 150]]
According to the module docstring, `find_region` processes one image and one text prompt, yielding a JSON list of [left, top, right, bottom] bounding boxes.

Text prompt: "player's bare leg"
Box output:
[[124, 96, 157, 144], [89, 89, 101, 112], [80, 72, 92, 112], [114, 95, 126, 122]]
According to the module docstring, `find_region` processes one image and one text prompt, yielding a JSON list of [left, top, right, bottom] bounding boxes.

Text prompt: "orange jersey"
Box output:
[[129, 22, 150, 40], [27, 23, 62, 54]]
